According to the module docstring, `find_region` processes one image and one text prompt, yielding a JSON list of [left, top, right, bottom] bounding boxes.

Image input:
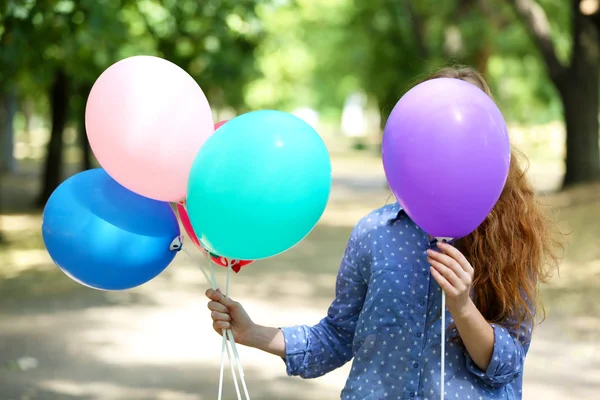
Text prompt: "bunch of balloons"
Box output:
[[42, 55, 332, 290]]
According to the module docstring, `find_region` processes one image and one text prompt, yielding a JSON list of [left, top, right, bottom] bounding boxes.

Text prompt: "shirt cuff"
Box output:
[[465, 324, 504, 383], [280, 325, 310, 376]]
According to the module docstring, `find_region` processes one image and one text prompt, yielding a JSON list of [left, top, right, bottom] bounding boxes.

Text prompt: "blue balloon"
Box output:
[[42, 169, 181, 290]]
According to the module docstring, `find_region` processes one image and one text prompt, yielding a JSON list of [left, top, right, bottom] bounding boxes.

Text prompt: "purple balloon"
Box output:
[[382, 78, 510, 239]]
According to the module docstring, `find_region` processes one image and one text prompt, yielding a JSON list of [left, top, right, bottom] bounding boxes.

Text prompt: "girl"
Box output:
[[205, 67, 562, 399]]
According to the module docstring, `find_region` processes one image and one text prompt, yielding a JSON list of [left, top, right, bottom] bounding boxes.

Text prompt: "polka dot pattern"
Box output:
[[281, 203, 531, 399]]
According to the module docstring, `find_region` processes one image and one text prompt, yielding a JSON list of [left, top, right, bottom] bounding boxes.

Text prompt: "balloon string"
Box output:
[[207, 253, 242, 400], [218, 338, 227, 400], [226, 258, 232, 299], [182, 248, 211, 285], [434, 237, 449, 400], [441, 290, 446, 400], [183, 247, 250, 399], [224, 259, 251, 400], [183, 248, 240, 400]]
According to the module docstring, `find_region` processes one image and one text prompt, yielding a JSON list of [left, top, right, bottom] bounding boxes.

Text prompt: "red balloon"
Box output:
[[176, 202, 201, 248], [178, 119, 249, 271], [205, 254, 253, 273], [214, 120, 228, 130]]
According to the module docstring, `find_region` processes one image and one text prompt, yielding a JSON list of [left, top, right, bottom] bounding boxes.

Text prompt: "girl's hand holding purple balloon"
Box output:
[[427, 242, 475, 316]]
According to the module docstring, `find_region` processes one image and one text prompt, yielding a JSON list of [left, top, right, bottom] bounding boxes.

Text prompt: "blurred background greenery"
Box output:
[[0, 1, 599, 399], [1, 0, 599, 204]]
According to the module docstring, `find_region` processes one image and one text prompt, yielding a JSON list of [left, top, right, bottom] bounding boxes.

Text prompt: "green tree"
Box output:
[[340, 0, 598, 186], [1, 0, 264, 206], [333, 0, 568, 125], [1, 0, 132, 205], [252, 0, 594, 188], [510, 0, 600, 186], [134, 0, 263, 112]]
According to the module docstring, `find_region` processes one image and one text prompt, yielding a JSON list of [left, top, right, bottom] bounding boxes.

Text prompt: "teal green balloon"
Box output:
[[187, 110, 332, 260]]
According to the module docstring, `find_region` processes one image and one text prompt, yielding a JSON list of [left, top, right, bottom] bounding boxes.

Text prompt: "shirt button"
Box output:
[[410, 392, 415, 397], [413, 362, 419, 368], [417, 332, 422, 338], [420, 300, 426, 306], [422, 270, 428, 276]]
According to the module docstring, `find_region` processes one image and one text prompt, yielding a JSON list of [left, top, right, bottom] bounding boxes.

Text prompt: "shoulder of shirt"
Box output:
[[351, 203, 400, 241]]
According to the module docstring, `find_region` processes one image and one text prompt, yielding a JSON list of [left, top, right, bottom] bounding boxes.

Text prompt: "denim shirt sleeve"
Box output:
[[465, 312, 533, 388], [280, 226, 367, 379]]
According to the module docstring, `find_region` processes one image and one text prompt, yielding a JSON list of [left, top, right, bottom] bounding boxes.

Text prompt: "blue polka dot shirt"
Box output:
[[281, 203, 532, 400]]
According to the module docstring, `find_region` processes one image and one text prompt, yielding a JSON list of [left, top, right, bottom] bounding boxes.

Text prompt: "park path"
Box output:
[[0, 156, 598, 399]]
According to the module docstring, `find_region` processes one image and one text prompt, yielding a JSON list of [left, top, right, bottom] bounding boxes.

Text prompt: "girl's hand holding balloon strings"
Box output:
[[206, 289, 286, 358], [427, 242, 475, 317], [427, 242, 495, 372], [207, 289, 256, 345]]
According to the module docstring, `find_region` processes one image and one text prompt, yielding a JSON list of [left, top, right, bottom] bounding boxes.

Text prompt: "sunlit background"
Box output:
[[1, 0, 599, 399]]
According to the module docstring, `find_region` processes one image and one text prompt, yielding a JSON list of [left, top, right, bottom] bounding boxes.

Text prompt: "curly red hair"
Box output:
[[421, 66, 563, 338]]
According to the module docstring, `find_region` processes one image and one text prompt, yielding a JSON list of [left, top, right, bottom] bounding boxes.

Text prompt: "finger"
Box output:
[[207, 301, 229, 313], [205, 289, 222, 301], [210, 290, 240, 310], [430, 266, 457, 296], [211, 311, 231, 322], [214, 321, 230, 331], [429, 257, 464, 290], [427, 249, 470, 282], [437, 242, 474, 274]]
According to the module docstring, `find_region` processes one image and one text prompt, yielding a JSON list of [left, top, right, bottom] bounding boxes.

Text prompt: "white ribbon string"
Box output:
[[441, 290, 446, 400], [182, 248, 241, 400], [224, 260, 251, 400], [207, 254, 242, 400], [183, 248, 211, 285], [183, 247, 252, 400], [435, 237, 452, 400]]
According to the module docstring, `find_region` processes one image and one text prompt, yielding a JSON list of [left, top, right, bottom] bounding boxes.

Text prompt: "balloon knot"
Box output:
[[169, 236, 183, 252]]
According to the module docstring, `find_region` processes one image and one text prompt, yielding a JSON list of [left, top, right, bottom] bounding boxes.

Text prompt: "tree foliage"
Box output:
[[0, 0, 598, 198], [0, 0, 265, 204], [1, 0, 263, 109], [248, 0, 572, 125]]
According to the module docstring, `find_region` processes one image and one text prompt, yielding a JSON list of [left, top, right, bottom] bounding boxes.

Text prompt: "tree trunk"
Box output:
[[78, 84, 93, 171], [38, 69, 70, 207], [475, 45, 491, 78], [510, 0, 600, 187], [23, 99, 33, 142], [79, 116, 93, 171], [0, 89, 17, 173], [0, 167, 4, 241], [0, 92, 16, 243], [560, 10, 600, 186], [560, 85, 600, 186]]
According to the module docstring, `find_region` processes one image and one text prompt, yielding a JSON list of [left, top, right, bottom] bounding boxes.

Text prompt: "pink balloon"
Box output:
[[85, 56, 214, 202]]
